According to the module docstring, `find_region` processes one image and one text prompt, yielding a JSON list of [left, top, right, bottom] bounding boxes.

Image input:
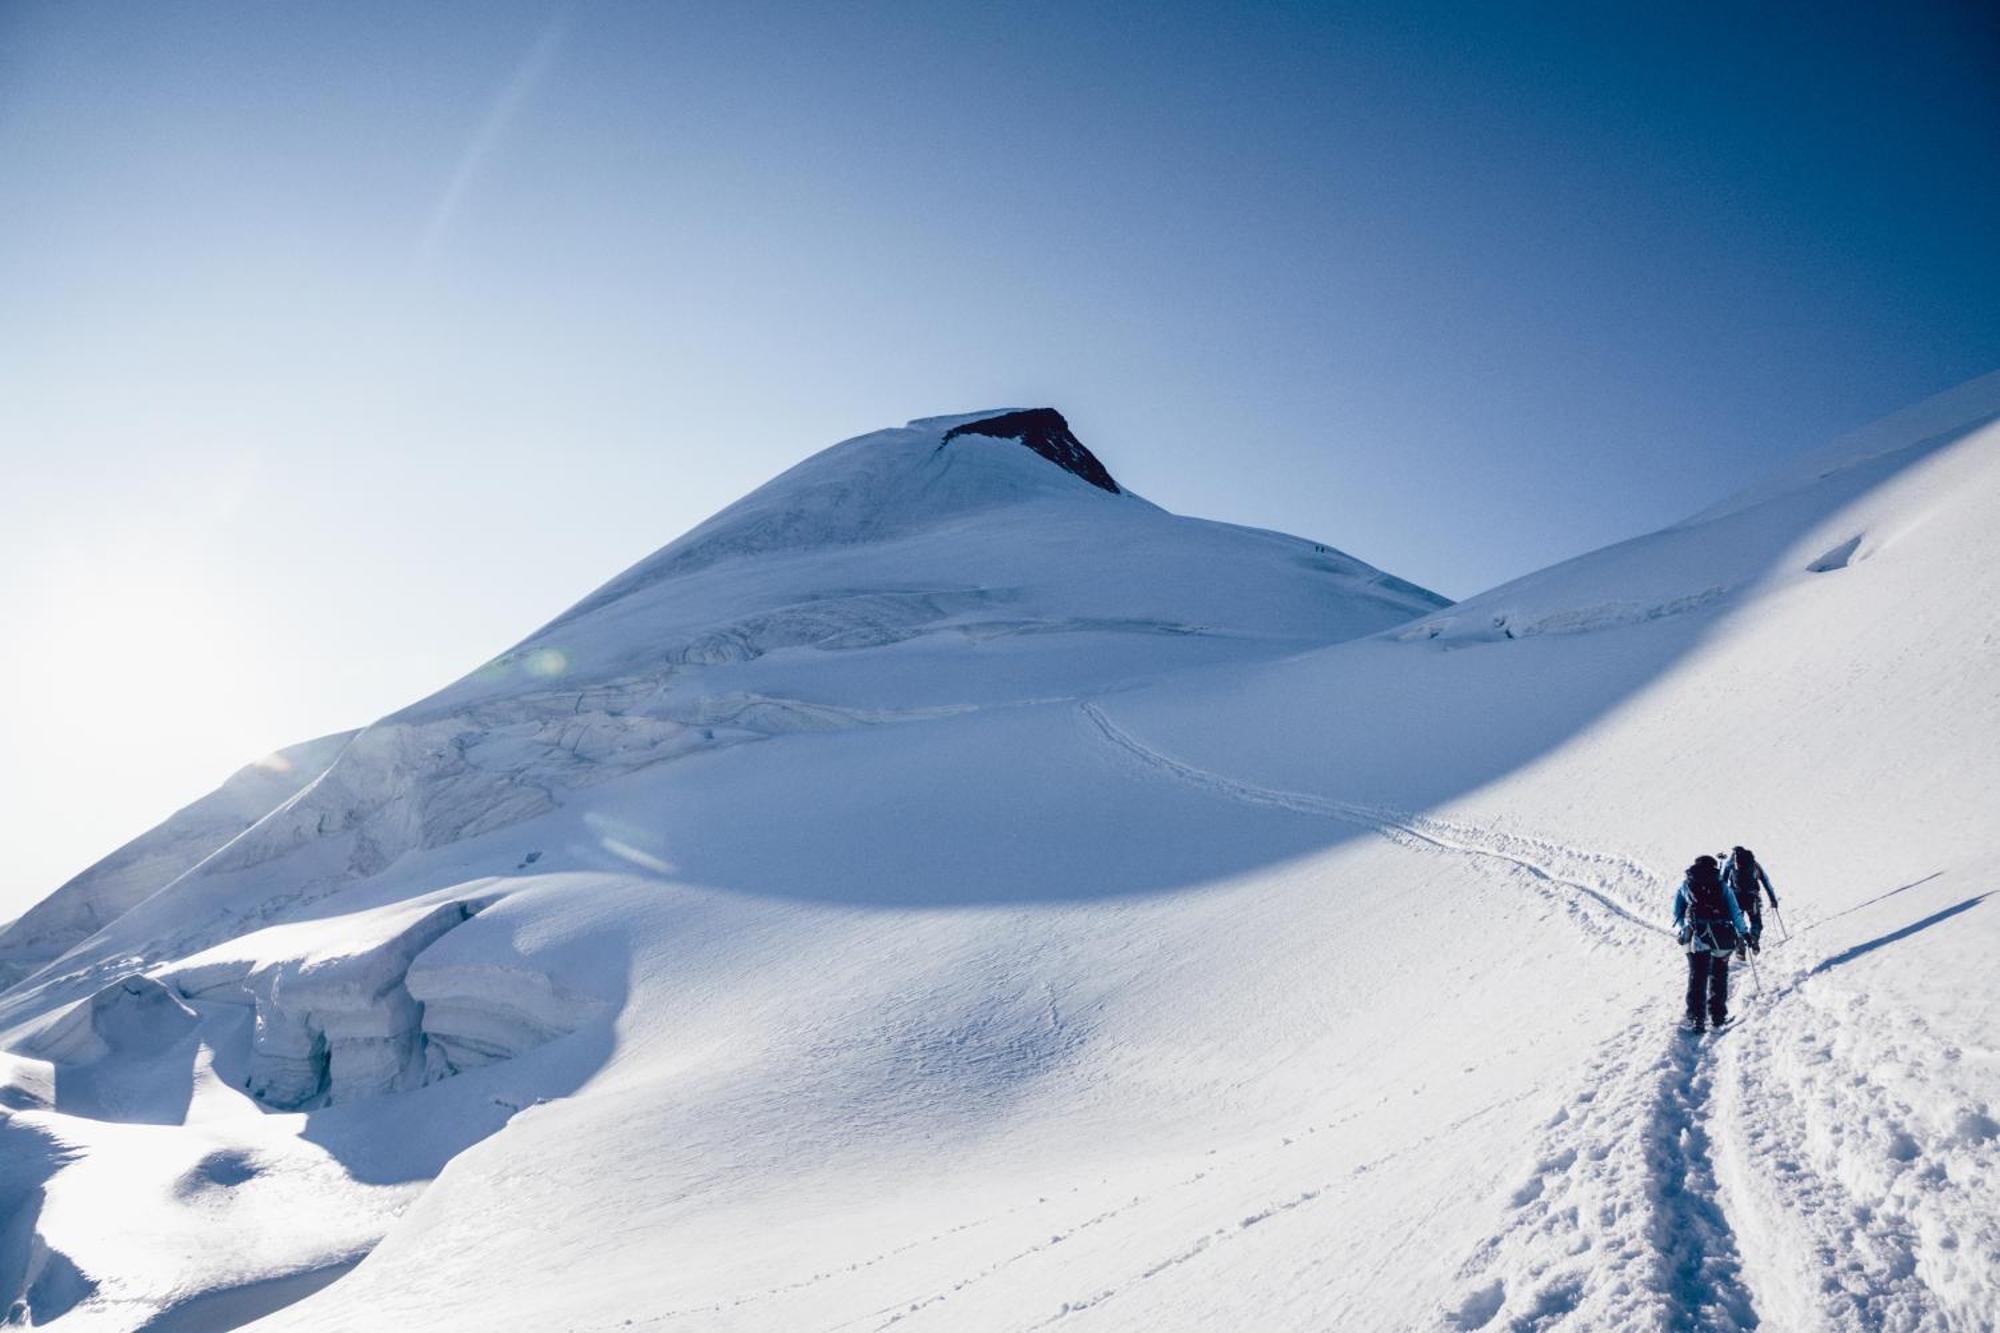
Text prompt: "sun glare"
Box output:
[[20, 547, 279, 808]]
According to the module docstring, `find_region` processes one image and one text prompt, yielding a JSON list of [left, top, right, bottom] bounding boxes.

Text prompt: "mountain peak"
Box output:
[[941, 408, 1120, 494]]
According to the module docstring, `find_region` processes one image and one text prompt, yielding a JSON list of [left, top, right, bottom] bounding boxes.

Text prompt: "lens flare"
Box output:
[[524, 647, 569, 678]]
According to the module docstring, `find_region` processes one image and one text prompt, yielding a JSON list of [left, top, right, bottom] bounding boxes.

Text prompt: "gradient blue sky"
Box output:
[[3, 0, 1998, 911]]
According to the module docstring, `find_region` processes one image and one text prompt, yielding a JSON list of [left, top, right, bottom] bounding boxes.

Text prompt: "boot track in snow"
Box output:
[[1076, 701, 1781, 1330], [1434, 1016, 1763, 1330], [1079, 701, 1666, 942]]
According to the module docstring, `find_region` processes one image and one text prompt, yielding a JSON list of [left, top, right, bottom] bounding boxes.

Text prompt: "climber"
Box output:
[[1672, 854, 1750, 1032], [1721, 845, 1779, 950]]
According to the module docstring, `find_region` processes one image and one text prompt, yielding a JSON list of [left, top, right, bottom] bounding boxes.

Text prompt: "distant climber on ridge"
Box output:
[[1721, 845, 1779, 950], [1672, 854, 1750, 1032]]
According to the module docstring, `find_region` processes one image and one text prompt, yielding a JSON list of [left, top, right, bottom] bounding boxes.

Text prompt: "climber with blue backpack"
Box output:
[[1673, 854, 1751, 1032]]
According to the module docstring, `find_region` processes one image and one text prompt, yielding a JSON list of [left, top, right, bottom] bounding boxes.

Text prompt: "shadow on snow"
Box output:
[[1808, 893, 1990, 977], [548, 418, 1984, 910]]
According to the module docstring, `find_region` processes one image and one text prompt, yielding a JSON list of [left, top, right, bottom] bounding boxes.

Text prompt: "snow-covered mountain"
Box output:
[[2, 386, 1997, 1331], [0, 407, 1443, 1327], [0, 410, 1441, 1001]]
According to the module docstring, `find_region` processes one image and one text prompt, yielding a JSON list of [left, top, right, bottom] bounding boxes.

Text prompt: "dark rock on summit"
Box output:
[[941, 409, 1120, 494]]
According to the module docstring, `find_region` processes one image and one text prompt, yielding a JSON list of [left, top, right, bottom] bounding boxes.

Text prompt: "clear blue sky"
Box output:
[[3, 0, 1997, 911]]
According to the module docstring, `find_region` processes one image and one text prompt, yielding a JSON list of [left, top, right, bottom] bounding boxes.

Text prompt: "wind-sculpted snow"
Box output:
[[16, 975, 197, 1068], [0, 873, 624, 1326], [139, 891, 606, 1111], [408, 956, 602, 1078], [19, 887, 600, 1129], [246, 899, 493, 1107]]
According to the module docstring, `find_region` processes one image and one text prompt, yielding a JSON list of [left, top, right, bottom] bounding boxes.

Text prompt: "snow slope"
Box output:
[[0, 407, 1443, 1328], [0, 732, 354, 991], [0, 413, 1440, 1003], [1072, 371, 2000, 1329], [3, 385, 1998, 1331]]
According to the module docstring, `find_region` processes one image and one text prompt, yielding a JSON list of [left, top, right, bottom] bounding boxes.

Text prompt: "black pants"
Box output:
[[1685, 951, 1730, 1023]]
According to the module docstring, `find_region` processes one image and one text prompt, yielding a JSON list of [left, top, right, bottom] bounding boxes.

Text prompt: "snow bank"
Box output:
[[16, 974, 197, 1066], [131, 888, 600, 1111], [243, 898, 495, 1106], [409, 961, 604, 1076]]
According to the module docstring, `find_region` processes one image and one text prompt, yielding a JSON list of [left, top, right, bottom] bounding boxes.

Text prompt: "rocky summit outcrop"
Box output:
[[941, 408, 1121, 494]]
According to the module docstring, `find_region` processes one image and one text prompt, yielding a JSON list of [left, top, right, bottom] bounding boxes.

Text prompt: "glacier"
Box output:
[[1, 392, 1997, 1330]]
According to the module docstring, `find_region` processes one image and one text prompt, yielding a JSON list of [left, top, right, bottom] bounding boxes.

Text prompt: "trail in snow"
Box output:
[[1709, 946, 1995, 1331], [1079, 700, 1996, 1330], [1440, 908, 1993, 1332], [1431, 1017, 1761, 1331], [620, 1090, 1531, 1332], [1077, 701, 1772, 1330], [1649, 1030, 1762, 1332], [857, 1091, 1534, 1333], [1079, 702, 1666, 941]]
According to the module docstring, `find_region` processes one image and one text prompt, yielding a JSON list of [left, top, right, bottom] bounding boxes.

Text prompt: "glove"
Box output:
[[1677, 926, 1692, 947], [1735, 942, 1748, 961]]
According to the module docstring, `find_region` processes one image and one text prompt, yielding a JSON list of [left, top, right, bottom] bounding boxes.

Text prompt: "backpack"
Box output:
[[1686, 861, 1739, 951], [1730, 848, 1760, 899]]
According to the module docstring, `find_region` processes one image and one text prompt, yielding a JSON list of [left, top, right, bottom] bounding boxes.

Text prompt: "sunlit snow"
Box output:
[[3, 390, 1996, 1330]]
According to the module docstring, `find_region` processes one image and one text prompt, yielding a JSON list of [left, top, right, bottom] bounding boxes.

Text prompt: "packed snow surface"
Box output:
[[3, 391, 1998, 1330]]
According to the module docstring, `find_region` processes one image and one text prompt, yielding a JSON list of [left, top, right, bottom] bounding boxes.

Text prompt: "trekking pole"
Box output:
[[1772, 902, 1791, 944], [1746, 948, 1764, 1000]]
